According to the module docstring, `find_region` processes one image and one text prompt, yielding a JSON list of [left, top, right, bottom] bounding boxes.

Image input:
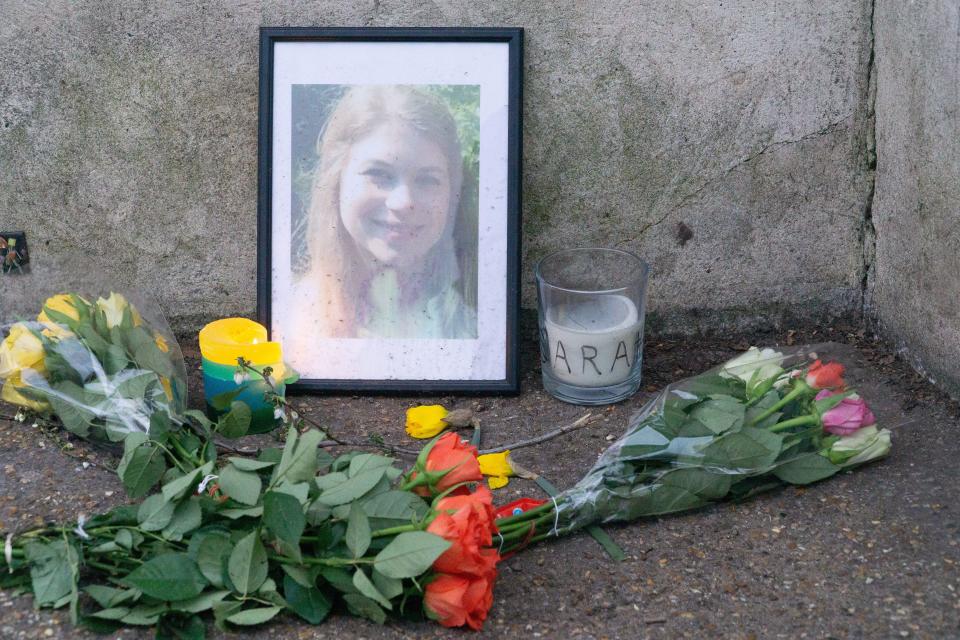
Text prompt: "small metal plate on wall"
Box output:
[[0, 232, 29, 275]]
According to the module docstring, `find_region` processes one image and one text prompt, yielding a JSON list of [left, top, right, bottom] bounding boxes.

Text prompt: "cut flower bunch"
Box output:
[[1, 293, 893, 636], [493, 346, 892, 551]]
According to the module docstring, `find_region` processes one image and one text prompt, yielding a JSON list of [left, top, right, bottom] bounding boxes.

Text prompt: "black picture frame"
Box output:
[[257, 27, 522, 394]]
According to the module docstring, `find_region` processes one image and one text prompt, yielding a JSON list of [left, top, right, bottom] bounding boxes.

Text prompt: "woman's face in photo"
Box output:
[[338, 121, 453, 268]]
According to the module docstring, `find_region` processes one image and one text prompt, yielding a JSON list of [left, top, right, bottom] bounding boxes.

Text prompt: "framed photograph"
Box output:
[[257, 27, 522, 393]]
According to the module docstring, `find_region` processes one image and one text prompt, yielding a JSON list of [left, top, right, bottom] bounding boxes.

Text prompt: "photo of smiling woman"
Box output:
[[287, 85, 479, 341]]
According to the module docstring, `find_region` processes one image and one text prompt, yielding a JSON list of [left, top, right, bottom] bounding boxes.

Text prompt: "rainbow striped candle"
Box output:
[[198, 318, 285, 434]]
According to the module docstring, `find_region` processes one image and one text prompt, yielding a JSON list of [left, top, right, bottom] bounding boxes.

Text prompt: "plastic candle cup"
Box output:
[[536, 248, 649, 405], [198, 318, 285, 433]]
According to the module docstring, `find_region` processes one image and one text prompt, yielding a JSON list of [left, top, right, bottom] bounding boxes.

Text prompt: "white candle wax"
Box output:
[[543, 294, 641, 387]]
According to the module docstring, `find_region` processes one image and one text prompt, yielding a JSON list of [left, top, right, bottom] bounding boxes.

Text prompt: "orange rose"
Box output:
[[428, 486, 500, 577], [805, 359, 845, 390], [423, 572, 495, 631], [411, 432, 482, 497]]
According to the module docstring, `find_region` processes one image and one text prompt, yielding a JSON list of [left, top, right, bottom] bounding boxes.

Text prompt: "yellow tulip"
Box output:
[[0, 323, 45, 380], [405, 405, 449, 439], [478, 450, 514, 489], [1, 371, 49, 412], [96, 292, 142, 329]]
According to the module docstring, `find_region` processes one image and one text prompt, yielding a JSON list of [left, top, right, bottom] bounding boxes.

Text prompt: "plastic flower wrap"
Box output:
[[494, 344, 892, 550], [1, 291, 186, 440]]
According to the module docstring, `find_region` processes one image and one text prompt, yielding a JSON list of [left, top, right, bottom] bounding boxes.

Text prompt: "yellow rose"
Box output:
[[478, 450, 514, 489], [160, 376, 174, 401], [37, 293, 86, 338], [96, 292, 142, 329], [405, 405, 449, 439], [1, 371, 49, 412], [0, 323, 45, 380]]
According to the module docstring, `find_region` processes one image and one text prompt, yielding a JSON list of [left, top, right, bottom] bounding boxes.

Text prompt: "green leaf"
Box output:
[[137, 493, 176, 531], [689, 395, 746, 434], [774, 453, 841, 485], [156, 612, 207, 640], [46, 381, 97, 437], [114, 528, 143, 550], [127, 326, 174, 377], [210, 387, 243, 412], [352, 569, 392, 610], [360, 490, 429, 530], [315, 471, 347, 491], [263, 491, 306, 548], [162, 462, 213, 502], [348, 453, 395, 477], [114, 370, 160, 400], [217, 506, 263, 520], [90, 606, 132, 620], [281, 564, 314, 588], [183, 409, 215, 431], [120, 603, 167, 625], [319, 567, 359, 594], [343, 594, 386, 624], [317, 466, 388, 507], [701, 427, 784, 471], [228, 532, 268, 595], [346, 503, 371, 558], [195, 533, 233, 589], [218, 465, 261, 506], [373, 532, 450, 579], [217, 401, 251, 439], [149, 411, 172, 443], [371, 570, 403, 600], [84, 585, 138, 609], [225, 605, 282, 626], [25, 540, 76, 607], [227, 458, 276, 472], [162, 498, 203, 540], [282, 574, 331, 624], [124, 553, 207, 601], [275, 428, 324, 484], [661, 467, 733, 500], [120, 443, 166, 499], [169, 589, 231, 614]]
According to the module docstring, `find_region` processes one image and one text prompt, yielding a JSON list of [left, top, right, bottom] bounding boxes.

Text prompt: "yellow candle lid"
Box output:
[[199, 318, 282, 366]]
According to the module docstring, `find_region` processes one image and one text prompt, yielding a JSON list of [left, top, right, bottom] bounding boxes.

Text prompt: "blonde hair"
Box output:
[[301, 85, 477, 337]]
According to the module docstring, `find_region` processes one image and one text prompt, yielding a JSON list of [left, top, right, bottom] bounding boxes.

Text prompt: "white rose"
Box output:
[[828, 425, 892, 466], [719, 347, 785, 385]]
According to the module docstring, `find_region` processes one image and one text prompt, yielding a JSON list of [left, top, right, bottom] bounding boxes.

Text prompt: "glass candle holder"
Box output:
[[198, 318, 285, 433], [536, 248, 649, 405]]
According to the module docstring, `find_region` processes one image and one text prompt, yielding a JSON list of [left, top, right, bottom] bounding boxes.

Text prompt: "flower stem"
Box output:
[[768, 414, 821, 433], [748, 381, 812, 426], [495, 502, 555, 529], [498, 513, 554, 542], [370, 523, 419, 539]]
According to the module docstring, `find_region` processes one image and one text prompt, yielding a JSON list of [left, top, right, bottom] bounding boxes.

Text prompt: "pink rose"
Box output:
[[815, 390, 876, 436]]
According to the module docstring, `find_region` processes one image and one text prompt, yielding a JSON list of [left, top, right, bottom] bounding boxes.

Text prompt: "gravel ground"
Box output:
[[1, 321, 958, 639]]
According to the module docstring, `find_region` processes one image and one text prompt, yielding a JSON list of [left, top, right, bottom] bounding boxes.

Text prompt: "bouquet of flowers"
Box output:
[[1, 295, 893, 635], [493, 346, 892, 553], [0, 292, 185, 442], [0, 293, 292, 499], [1, 426, 502, 634]]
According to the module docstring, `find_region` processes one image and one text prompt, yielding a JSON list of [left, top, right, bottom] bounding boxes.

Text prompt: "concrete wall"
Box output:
[[871, 0, 960, 396], [0, 1, 875, 333]]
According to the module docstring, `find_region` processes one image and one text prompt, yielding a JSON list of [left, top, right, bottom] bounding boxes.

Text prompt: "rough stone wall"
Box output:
[[871, 0, 960, 396], [1, 1, 875, 334]]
